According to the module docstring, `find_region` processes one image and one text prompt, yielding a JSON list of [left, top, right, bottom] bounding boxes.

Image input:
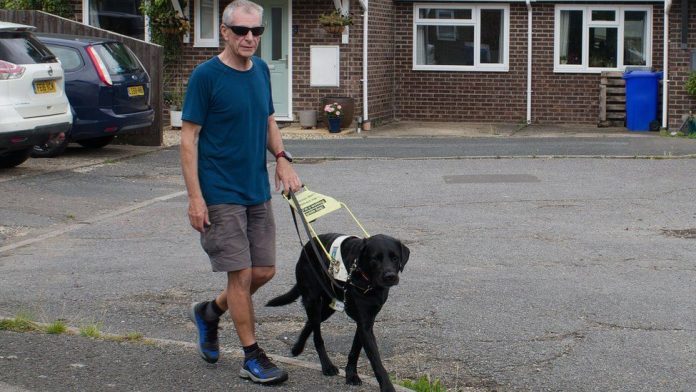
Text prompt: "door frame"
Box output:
[[259, 0, 293, 121]]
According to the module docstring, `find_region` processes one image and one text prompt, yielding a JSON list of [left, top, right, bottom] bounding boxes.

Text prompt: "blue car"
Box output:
[[33, 34, 154, 157]]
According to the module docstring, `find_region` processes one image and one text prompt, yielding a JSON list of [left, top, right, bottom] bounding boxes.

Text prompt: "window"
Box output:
[[85, 0, 145, 40], [194, 0, 219, 47], [46, 45, 84, 72], [413, 4, 509, 72], [555, 5, 651, 72]]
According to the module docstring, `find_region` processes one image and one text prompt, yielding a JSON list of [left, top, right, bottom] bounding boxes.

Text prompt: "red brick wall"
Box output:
[[667, 1, 696, 129], [367, 0, 395, 124], [291, 0, 364, 124], [392, 3, 664, 125], [393, 3, 527, 123]]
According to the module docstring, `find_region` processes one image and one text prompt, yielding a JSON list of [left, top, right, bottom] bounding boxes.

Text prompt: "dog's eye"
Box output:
[[391, 256, 399, 263]]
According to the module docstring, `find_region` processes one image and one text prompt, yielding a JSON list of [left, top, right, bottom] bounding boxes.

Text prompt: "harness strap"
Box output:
[[287, 192, 343, 299]]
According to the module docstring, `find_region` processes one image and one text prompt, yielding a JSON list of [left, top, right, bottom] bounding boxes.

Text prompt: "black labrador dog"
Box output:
[[266, 233, 410, 392]]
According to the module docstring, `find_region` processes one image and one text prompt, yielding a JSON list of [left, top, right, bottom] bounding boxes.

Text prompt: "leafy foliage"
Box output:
[[685, 72, 696, 97], [1, 0, 73, 18]]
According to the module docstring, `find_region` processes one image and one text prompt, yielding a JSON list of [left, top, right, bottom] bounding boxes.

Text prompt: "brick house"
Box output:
[[70, 0, 694, 130]]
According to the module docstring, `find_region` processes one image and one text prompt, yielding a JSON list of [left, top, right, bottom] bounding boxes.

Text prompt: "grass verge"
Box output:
[[397, 375, 448, 392], [0, 314, 38, 332]]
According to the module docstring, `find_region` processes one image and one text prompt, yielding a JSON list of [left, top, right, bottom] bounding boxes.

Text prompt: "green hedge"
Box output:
[[1, 0, 73, 18]]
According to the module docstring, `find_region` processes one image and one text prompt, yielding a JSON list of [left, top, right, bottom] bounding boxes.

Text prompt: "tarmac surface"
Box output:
[[1, 121, 696, 392]]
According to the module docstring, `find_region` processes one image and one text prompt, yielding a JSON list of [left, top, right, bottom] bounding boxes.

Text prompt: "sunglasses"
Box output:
[[225, 24, 265, 36]]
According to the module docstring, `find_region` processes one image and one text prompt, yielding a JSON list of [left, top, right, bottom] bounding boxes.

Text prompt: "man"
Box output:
[[180, 0, 301, 385]]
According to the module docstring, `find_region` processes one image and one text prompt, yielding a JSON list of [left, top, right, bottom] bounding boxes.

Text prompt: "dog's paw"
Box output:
[[322, 364, 339, 376], [290, 344, 304, 357], [345, 373, 362, 385], [379, 383, 396, 392]]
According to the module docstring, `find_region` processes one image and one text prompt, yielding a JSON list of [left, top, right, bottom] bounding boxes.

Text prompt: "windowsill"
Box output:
[[193, 41, 220, 48], [413, 65, 509, 72], [554, 66, 649, 74]]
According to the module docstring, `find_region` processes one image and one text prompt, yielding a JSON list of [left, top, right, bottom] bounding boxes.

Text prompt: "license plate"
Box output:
[[33, 80, 56, 94], [128, 85, 145, 97]]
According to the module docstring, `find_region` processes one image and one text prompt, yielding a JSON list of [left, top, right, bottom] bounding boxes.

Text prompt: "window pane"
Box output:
[[199, 0, 214, 40], [416, 25, 474, 66], [271, 7, 282, 60], [419, 8, 472, 20], [591, 10, 615, 21], [589, 27, 617, 67], [624, 11, 647, 66], [88, 0, 144, 40], [481, 9, 503, 64], [559, 10, 583, 65], [47, 45, 83, 71]]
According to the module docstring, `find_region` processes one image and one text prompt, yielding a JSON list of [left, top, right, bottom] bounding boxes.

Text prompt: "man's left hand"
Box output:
[[275, 158, 301, 194]]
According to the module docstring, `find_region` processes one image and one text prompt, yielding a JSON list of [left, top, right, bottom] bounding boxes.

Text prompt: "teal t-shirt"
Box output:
[[182, 56, 274, 206]]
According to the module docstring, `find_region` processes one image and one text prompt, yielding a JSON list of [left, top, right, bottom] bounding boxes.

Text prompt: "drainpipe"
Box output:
[[526, 0, 532, 124], [663, 0, 672, 129], [357, 0, 368, 125]]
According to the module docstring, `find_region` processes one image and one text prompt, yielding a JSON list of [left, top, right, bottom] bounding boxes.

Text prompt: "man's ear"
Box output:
[[399, 241, 410, 272]]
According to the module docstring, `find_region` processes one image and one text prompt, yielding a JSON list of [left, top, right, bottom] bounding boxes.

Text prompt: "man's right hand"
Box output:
[[188, 196, 210, 233]]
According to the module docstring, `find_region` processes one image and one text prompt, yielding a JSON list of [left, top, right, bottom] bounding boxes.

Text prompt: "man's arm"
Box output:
[[180, 120, 209, 232], [267, 115, 301, 193]]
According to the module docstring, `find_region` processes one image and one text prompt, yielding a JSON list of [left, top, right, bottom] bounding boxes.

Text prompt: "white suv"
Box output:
[[0, 22, 72, 168]]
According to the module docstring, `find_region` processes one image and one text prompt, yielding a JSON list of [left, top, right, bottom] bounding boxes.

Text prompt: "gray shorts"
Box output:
[[200, 201, 276, 272]]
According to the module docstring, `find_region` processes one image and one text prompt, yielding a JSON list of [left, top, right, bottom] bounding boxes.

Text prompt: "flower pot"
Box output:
[[298, 110, 317, 129], [322, 97, 354, 129], [322, 25, 344, 34], [170, 109, 182, 128], [328, 117, 342, 133]]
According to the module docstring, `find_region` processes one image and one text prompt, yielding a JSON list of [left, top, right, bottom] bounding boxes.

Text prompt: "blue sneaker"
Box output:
[[239, 349, 288, 384], [188, 302, 220, 363]]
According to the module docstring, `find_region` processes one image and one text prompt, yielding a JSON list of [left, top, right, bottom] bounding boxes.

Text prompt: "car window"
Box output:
[[46, 44, 83, 72], [92, 42, 142, 76], [0, 32, 57, 64]]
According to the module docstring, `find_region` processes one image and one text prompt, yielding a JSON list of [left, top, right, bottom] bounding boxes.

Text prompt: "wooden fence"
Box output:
[[0, 10, 163, 146]]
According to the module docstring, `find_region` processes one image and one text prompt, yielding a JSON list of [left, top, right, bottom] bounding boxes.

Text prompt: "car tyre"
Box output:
[[31, 133, 69, 158], [0, 148, 31, 168], [77, 135, 115, 149]]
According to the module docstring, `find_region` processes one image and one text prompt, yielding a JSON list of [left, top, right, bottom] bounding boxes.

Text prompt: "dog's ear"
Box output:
[[399, 240, 410, 272]]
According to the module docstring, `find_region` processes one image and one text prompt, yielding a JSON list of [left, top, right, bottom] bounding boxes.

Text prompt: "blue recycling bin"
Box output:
[[623, 70, 663, 131]]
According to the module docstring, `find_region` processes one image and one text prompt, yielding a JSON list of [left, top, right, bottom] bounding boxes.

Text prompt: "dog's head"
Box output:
[[358, 234, 410, 287]]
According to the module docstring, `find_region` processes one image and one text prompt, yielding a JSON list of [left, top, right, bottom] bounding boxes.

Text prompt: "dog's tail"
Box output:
[[265, 285, 300, 307]]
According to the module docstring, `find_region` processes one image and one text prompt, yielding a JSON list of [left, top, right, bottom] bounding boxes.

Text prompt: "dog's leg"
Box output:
[[345, 331, 362, 385], [357, 318, 395, 392], [291, 322, 312, 357], [306, 298, 339, 376]]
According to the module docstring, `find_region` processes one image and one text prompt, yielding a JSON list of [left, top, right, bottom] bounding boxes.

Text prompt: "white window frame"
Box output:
[[554, 4, 652, 73], [412, 3, 509, 72], [194, 0, 219, 48]]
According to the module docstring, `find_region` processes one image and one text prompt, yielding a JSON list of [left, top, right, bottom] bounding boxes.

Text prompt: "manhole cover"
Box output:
[[444, 174, 540, 184], [661, 228, 696, 239]]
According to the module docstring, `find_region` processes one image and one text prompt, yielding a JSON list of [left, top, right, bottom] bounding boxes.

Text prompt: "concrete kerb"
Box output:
[[0, 315, 412, 391]]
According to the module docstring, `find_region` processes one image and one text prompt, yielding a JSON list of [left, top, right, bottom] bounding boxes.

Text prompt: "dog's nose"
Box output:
[[383, 272, 398, 285]]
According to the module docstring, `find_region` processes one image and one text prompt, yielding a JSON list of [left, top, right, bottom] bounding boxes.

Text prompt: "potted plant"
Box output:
[[165, 80, 185, 128], [141, 0, 190, 62], [324, 102, 343, 133], [318, 10, 352, 34], [682, 72, 696, 135]]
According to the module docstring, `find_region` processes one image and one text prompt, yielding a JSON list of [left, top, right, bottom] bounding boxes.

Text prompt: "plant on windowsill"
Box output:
[[318, 10, 352, 34], [141, 0, 190, 63], [324, 102, 343, 133]]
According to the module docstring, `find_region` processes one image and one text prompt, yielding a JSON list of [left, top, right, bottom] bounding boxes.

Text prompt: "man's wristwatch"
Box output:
[[275, 150, 293, 162]]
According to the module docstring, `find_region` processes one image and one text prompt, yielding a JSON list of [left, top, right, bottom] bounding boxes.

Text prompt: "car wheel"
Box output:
[[77, 135, 115, 149], [31, 132, 69, 158], [0, 148, 31, 168]]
